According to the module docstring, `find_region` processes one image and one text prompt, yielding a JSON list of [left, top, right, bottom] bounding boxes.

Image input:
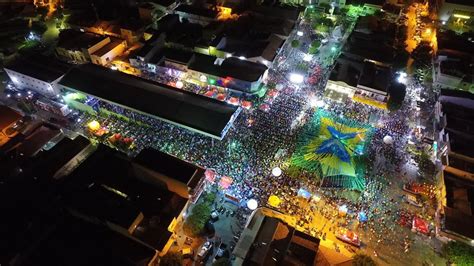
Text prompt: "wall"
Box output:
[[5, 68, 59, 97], [91, 41, 126, 66], [132, 163, 190, 199]]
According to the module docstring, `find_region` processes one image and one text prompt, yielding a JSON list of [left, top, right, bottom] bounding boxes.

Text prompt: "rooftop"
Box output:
[[443, 171, 474, 239], [0, 105, 21, 130], [236, 209, 320, 266], [251, 4, 301, 21], [150, 0, 176, 8], [92, 38, 124, 57], [16, 124, 62, 157], [29, 135, 91, 180], [441, 100, 474, 157], [63, 145, 187, 249], [437, 30, 474, 57], [175, 4, 218, 18], [358, 61, 391, 93], [59, 64, 239, 139], [188, 54, 268, 82], [57, 29, 106, 51], [329, 55, 363, 87], [134, 147, 205, 185], [445, 0, 474, 5], [149, 47, 194, 65], [21, 215, 156, 266], [6, 54, 71, 82]]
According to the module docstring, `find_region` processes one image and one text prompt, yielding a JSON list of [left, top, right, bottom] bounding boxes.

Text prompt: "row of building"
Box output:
[[0, 105, 208, 265], [435, 90, 474, 245], [0, 104, 327, 266], [326, 14, 400, 109]]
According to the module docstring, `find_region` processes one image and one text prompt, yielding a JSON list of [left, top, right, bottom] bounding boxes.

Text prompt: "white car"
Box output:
[[197, 241, 213, 259]]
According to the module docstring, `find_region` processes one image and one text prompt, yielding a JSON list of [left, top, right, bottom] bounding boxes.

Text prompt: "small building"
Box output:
[[439, 0, 474, 33], [4, 54, 71, 97], [138, 0, 176, 23], [132, 147, 207, 203], [212, 33, 285, 66], [328, 56, 391, 107], [233, 207, 320, 266], [174, 4, 219, 26], [62, 145, 188, 256], [90, 38, 127, 66], [55, 29, 111, 63], [187, 54, 268, 95], [433, 54, 474, 93]]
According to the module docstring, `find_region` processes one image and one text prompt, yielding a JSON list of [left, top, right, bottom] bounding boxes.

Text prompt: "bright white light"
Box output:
[[303, 54, 312, 62], [27, 91, 32, 94], [310, 98, 325, 108], [17, 93, 21, 97], [175, 80, 184, 89], [11, 76, 18, 84], [6, 94, 11, 98], [238, 56, 246, 60], [226, 54, 232, 58], [289, 73, 304, 84], [247, 199, 258, 210], [397, 72, 408, 84], [297, 31, 304, 36], [200, 75, 207, 83], [77, 118, 82, 122], [110, 66, 118, 70], [441, 21, 446, 25], [339, 205, 348, 214], [272, 167, 282, 177]]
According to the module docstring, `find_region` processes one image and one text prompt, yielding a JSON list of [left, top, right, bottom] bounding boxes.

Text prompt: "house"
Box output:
[[55, 29, 111, 63], [90, 38, 127, 66], [187, 54, 268, 95]]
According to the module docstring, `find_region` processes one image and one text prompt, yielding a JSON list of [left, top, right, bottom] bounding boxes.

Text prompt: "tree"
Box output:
[[352, 253, 377, 266], [416, 151, 436, 180], [314, 23, 329, 34], [443, 241, 474, 266], [160, 252, 183, 266], [291, 39, 300, 48], [183, 197, 212, 236]]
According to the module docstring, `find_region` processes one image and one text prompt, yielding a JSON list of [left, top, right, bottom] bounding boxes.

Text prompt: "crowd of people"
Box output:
[[54, 8, 443, 263]]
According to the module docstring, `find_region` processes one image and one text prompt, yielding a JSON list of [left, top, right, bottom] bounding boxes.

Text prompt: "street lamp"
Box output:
[[247, 199, 258, 210], [289, 73, 304, 84], [272, 167, 282, 177]]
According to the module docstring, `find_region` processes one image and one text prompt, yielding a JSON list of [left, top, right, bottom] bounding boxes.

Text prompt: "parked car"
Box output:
[[197, 241, 213, 259]]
